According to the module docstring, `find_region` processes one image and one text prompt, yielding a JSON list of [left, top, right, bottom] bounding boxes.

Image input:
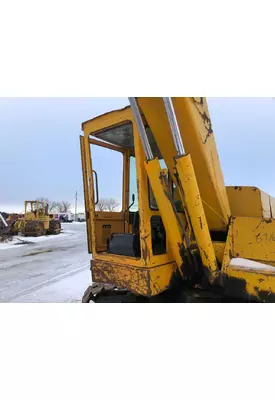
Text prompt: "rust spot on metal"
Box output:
[[192, 97, 213, 142], [136, 178, 140, 196], [234, 186, 243, 191], [141, 235, 150, 262], [255, 233, 261, 240], [92, 259, 151, 297], [202, 248, 209, 260], [252, 220, 263, 232], [199, 217, 203, 230]]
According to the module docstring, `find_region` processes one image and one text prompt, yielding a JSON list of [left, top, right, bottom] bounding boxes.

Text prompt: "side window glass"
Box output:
[[90, 144, 123, 211]]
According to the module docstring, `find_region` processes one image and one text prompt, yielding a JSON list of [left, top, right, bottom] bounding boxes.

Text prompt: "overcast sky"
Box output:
[[0, 97, 274, 213]]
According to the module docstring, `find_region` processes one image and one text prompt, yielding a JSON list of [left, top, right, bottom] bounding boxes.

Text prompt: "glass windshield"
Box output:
[[90, 144, 123, 211]]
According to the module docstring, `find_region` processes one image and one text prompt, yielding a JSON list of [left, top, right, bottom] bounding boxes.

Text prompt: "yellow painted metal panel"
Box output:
[[227, 186, 262, 217], [92, 259, 177, 297], [145, 158, 184, 276], [225, 263, 275, 301], [231, 216, 275, 264], [227, 186, 271, 218], [270, 196, 275, 219], [260, 191, 272, 219], [149, 262, 178, 296], [82, 106, 132, 135], [80, 135, 92, 253]]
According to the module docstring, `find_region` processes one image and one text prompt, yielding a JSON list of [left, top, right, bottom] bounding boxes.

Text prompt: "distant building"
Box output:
[[71, 212, 86, 222], [77, 212, 86, 222]]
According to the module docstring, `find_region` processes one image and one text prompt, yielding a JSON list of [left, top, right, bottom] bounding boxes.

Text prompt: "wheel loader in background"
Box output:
[[10, 200, 61, 237], [80, 97, 275, 302]]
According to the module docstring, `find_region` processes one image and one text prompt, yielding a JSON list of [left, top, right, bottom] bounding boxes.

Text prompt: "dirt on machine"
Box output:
[[0, 201, 61, 240]]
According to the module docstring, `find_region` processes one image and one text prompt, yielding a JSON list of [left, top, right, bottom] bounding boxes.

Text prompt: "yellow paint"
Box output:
[[175, 154, 218, 280], [231, 217, 275, 264], [227, 186, 274, 218], [213, 242, 225, 265], [144, 159, 185, 276], [92, 259, 177, 297], [226, 264, 275, 301]]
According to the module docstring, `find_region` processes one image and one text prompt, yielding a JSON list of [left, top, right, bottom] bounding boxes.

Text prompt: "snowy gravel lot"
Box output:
[[0, 223, 91, 303]]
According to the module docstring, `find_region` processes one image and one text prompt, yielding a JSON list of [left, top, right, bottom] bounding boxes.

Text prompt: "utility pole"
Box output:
[[75, 191, 78, 222]]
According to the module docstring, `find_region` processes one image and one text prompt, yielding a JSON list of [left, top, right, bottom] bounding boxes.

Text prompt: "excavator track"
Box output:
[[82, 283, 243, 303]]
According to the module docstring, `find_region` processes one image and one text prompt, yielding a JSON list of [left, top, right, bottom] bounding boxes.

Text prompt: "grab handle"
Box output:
[[92, 170, 99, 205]]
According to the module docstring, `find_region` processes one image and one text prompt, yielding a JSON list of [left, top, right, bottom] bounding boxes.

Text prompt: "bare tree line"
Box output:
[[95, 198, 120, 212], [36, 198, 72, 213], [37, 197, 119, 213]]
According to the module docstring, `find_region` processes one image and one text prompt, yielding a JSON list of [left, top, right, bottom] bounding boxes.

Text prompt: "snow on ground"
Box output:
[[9, 267, 90, 303], [0, 223, 82, 250], [229, 257, 275, 271], [0, 223, 92, 303], [0, 232, 72, 250]]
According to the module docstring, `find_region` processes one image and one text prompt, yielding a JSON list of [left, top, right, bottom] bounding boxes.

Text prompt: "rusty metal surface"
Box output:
[[91, 258, 177, 297], [92, 259, 151, 296]]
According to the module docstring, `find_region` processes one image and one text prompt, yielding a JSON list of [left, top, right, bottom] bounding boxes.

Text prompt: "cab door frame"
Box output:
[[80, 134, 130, 253], [81, 108, 175, 268], [89, 137, 130, 252]]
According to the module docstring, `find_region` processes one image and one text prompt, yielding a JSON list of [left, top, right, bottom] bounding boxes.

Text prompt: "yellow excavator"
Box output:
[[80, 97, 275, 302]]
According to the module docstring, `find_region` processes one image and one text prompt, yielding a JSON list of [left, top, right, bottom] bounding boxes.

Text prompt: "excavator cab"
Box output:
[[25, 201, 45, 219], [81, 98, 275, 302], [80, 106, 180, 298]]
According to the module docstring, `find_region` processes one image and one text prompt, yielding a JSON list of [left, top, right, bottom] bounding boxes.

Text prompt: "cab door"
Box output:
[[83, 137, 129, 253]]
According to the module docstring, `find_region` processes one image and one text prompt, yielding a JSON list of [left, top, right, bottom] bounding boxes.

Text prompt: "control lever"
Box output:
[[124, 194, 135, 233]]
